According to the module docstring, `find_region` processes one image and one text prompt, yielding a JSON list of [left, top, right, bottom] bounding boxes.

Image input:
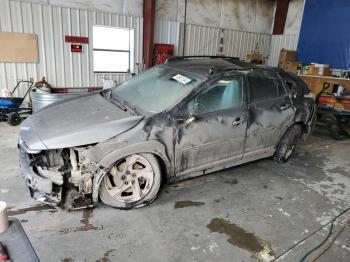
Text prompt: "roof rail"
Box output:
[[167, 56, 240, 62], [208, 67, 257, 74]]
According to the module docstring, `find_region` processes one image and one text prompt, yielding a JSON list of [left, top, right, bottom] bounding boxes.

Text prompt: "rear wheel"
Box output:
[[99, 153, 161, 209], [274, 124, 302, 163], [7, 112, 22, 126]]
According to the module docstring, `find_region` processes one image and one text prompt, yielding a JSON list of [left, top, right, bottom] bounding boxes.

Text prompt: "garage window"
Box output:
[[93, 26, 134, 73]]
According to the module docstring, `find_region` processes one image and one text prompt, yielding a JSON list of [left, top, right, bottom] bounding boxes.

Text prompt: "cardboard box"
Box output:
[[279, 61, 302, 74], [279, 49, 297, 63], [246, 52, 263, 64], [307, 64, 332, 76]]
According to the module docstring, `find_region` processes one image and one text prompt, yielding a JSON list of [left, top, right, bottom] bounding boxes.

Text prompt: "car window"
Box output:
[[183, 75, 243, 116], [248, 75, 278, 102], [279, 70, 309, 96]]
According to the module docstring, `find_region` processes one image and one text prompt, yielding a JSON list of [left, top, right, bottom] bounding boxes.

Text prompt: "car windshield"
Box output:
[[112, 66, 202, 113]]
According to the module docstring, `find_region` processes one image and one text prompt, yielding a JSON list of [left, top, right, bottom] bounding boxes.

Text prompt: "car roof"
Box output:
[[163, 57, 271, 77]]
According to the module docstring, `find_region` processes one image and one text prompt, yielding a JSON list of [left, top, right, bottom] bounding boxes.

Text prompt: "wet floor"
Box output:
[[7, 204, 56, 216], [174, 200, 205, 208], [1, 124, 350, 262], [207, 218, 275, 261]]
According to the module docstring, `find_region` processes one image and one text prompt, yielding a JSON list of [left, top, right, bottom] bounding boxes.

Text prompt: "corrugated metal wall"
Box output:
[[183, 24, 221, 56], [1, 0, 299, 98], [160, 21, 271, 59], [223, 29, 271, 60], [154, 20, 180, 54], [0, 0, 143, 96], [268, 34, 299, 66]]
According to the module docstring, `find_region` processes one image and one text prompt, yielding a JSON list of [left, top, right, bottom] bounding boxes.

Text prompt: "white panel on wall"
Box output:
[[154, 20, 180, 54], [268, 34, 299, 67], [223, 29, 271, 61], [0, 0, 143, 97]]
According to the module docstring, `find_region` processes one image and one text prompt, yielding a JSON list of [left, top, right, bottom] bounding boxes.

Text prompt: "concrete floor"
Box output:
[[0, 122, 350, 262]]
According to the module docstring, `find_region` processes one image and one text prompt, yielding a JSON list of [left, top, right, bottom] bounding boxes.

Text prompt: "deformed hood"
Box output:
[[20, 92, 143, 150]]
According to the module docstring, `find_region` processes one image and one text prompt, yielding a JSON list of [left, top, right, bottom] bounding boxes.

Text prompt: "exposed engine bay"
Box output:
[[23, 147, 97, 210]]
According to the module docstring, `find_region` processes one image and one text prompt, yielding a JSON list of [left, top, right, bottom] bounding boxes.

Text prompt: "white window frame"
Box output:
[[92, 25, 135, 73]]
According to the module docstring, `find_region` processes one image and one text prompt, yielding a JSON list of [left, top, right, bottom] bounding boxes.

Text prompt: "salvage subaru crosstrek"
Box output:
[[19, 57, 316, 210]]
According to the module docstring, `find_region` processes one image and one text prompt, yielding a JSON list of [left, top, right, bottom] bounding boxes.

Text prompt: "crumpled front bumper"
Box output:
[[18, 138, 60, 205]]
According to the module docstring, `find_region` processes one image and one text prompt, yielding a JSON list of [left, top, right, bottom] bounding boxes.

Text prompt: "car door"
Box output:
[[244, 72, 295, 159], [174, 74, 248, 177]]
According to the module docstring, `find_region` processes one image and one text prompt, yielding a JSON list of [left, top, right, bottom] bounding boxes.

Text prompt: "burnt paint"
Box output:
[[19, 59, 314, 209], [174, 200, 205, 208], [207, 218, 275, 261]]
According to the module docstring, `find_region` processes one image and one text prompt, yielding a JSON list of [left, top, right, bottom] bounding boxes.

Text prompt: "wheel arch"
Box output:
[[274, 121, 303, 150], [92, 140, 172, 203]]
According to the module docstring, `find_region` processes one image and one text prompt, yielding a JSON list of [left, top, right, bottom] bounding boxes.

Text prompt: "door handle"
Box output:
[[280, 104, 291, 111]]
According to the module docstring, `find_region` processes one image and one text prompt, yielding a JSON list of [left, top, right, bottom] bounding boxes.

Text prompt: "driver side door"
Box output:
[[174, 74, 248, 179]]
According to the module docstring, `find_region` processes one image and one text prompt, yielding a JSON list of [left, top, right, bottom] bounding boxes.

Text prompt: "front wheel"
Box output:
[[274, 124, 302, 163], [99, 153, 161, 209]]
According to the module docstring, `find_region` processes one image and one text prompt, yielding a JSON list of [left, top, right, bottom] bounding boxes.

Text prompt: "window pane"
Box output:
[[93, 26, 131, 51], [196, 76, 243, 114], [248, 76, 278, 102], [93, 51, 129, 72]]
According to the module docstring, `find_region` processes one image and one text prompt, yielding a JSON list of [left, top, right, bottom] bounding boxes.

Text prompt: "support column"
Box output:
[[143, 0, 156, 68], [273, 0, 290, 35]]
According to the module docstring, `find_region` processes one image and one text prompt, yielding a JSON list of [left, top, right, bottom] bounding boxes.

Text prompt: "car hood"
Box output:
[[20, 93, 143, 150]]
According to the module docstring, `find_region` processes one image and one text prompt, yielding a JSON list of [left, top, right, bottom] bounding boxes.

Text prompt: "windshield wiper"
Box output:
[[111, 98, 128, 111], [112, 94, 139, 114], [100, 90, 128, 111]]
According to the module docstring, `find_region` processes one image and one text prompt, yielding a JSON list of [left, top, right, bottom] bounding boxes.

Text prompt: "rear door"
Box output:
[[244, 72, 295, 157]]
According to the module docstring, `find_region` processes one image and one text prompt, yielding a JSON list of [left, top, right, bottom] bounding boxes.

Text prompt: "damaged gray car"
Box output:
[[18, 57, 316, 210]]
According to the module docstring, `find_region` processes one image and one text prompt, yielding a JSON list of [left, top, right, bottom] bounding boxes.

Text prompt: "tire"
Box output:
[[99, 153, 161, 209], [327, 124, 348, 140], [274, 124, 302, 163], [7, 112, 22, 126]]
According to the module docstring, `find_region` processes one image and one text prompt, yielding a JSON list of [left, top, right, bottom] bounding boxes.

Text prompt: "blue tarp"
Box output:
[[297, 0, 350, 69]]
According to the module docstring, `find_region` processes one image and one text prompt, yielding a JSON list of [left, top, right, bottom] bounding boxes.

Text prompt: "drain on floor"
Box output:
[[207, 218, 275, 262], [174, 200, 205, 208]]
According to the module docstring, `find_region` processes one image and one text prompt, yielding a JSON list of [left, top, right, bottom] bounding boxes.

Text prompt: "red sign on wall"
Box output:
[[71, 44, 83, 53], [65, 35, 89, 44]]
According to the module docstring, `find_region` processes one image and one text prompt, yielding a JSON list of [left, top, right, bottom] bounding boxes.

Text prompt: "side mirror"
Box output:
[[185, 102, 199, 125]]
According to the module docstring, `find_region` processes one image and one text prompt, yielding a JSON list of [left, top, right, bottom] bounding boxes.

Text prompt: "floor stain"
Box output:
[[8, 204, 56, 216], [59, 209, 102, 234], [174, 201, 205, 209], [80, 209, 97, 231], [61, 258, 73, 262], [225, 178, 238, 185], [207, 218, 275, 262], [95, 249, 117, 262]]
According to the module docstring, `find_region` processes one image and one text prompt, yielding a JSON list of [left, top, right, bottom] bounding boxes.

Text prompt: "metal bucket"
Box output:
[[31, 91, 84, 113]]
